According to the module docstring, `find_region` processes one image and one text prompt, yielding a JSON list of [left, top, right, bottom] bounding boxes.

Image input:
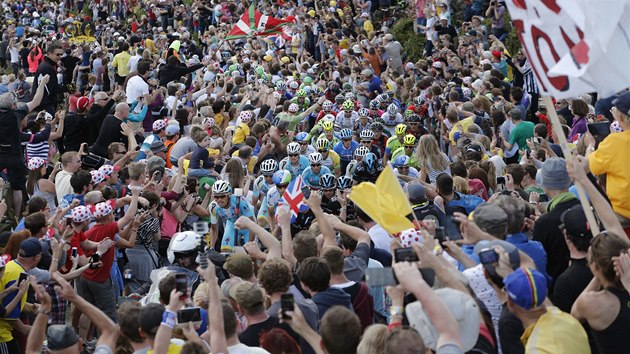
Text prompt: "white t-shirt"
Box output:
[[224, 343, 271, 354], [54, 170, 73, 203], [126, 75, 149, 103], [368, 224, 392, 251], [127, 55, 142, 73]]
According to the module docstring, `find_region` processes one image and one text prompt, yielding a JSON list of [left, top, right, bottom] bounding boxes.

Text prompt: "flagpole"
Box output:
[[541, 96, 600, 235]]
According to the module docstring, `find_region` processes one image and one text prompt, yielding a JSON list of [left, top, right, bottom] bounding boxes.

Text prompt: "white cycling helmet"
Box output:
[[309, 152, 323, 164], [260, 159, 278, 176], [387, 103, 398, 116], [212, 180, 232, 195], [322, 100, 333, 111], [354, 146, 369, 158], [360, 129, 375, 140], [287, 142, 301, 155]]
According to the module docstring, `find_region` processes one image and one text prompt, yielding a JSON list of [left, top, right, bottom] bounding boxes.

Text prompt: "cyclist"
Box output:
[[301, 152, 332, 189], [333, 128, 359, 173], [291, 89, 312, 111], [313, 120, 340, 147], [280, 142, 310, 178], [209, 180, 256, 253], [316, 138, 341, 177], [335, 100, 359, 130], [346, 146, 369, 177], [385, 123, 408, 164], [381, 103, 404, 136], [392, 155, 420, 185], [354, 108, 372, 138], [368, 99, 384, 119], [391, 134, 420, 169], [265, 170, 293, 232], [359, 129, 382, 159], [295, 132, 316, 156], [353, 152, 384, 184], [253, 159, 278, 222]]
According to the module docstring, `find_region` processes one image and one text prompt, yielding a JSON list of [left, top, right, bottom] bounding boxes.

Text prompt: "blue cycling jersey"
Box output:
[[333, 140, 359, 162], [252, 175, 273, 200], [209, 195, 255, 252], [282, 155, 310, 178], [301, 165, 332, 188]]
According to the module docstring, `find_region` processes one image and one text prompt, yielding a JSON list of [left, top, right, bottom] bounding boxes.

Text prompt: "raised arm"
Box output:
[[278, 206, 298, 267], [52, 272, 117, 350], [304, 193, 336, 248], [393, 262, 463, 350], [117, 187, 140, 230], [26, 74, 49, 113], [25, 279, 51, 354], [235, 216, 281, 260]]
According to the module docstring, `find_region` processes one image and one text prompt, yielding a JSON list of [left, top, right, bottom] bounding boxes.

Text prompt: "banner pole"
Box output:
[[541, 96, 600, 235]]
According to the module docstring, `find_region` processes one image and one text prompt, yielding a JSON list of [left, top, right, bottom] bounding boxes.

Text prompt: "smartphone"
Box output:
[[177, 307, 202, 326], [394, 247, 419, 263], [91, 253, 100, 263], [175, 273, 188, 298], [435, 226, 445, 245], [18, 272, 28, 285], [153, 170, 163, 182], [301, 185, 311, 199], [478, 248, 499, 264], [496, 176, 506, 186], [66, 217, 73, 226], [365, 267, 435, 287], [281, 293, 294, 320], [71, 247, 78, 259], [526, 150, 531, 159]]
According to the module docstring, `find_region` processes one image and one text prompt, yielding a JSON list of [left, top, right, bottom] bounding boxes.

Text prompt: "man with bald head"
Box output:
[[89, 102, 132, 158], [87, 90, 124, 145]]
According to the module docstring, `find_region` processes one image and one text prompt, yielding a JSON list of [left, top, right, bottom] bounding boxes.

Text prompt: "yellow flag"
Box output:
[[349, 165, 414, 234]]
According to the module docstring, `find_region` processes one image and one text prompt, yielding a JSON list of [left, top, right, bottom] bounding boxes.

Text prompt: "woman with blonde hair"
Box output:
[[416, 134, 451, 184], [357, 324, 388, 354], [452, 176, 471, 195]]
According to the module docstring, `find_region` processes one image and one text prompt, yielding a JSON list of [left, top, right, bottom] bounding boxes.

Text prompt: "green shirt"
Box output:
[[277, 112, 308, 131], [509, 121, 535, 151], [391, 147, 420, 168]]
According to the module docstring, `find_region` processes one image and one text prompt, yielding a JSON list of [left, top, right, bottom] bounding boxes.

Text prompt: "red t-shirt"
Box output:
[[62, 231, 87, 273], [82, 222, 119, 283], [469, 178, 489, 201]]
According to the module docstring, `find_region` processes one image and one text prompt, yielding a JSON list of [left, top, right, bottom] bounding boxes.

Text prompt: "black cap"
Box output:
[[561, 205, 593, 239]]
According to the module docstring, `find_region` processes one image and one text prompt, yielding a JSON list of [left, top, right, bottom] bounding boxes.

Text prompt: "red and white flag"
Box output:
[[505, 0, 630, 98], [226, 4, 295, 40]]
